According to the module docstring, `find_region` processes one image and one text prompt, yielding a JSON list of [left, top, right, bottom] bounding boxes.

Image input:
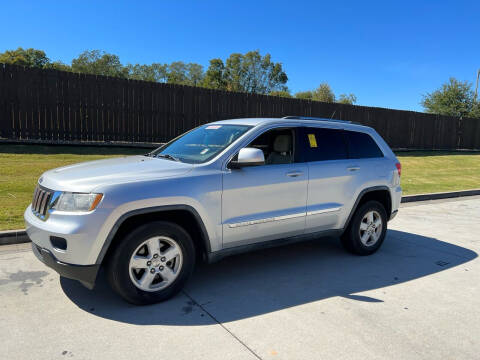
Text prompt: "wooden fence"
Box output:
[[1, 63, 479, 149]]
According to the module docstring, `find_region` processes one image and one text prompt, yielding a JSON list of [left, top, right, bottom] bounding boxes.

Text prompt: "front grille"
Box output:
[[32, 185, 54, 219]]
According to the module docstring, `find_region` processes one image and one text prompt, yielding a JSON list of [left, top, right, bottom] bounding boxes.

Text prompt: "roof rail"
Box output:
[[282, 116, 351, 124]]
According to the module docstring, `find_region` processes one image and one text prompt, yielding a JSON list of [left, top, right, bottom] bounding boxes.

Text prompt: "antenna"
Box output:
[[330, 109, 337, 119]]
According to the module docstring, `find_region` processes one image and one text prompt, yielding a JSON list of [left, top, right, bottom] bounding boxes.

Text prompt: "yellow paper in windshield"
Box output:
[[308, 134, 318, 148]]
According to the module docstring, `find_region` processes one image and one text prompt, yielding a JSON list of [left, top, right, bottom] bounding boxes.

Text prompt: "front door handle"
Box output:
[[286, 171, 303, 177], [347, 166, 360, 172]]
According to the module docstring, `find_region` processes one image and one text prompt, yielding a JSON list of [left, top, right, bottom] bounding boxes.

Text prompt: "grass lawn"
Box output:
[[0, 145, 146, 230], [396, 151, 480, 195], [0, 145, 479, 230]]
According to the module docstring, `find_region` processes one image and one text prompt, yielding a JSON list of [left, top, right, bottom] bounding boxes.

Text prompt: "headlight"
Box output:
[[51, 193, 103, 212]]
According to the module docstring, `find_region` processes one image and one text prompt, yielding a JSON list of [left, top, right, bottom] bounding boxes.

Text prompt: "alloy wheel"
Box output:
[[358, 210, 382, 247], [128, 236, 183, 292]]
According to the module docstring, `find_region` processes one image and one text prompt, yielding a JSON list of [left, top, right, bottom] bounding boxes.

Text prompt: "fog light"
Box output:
[[50, 236, 67, 251]]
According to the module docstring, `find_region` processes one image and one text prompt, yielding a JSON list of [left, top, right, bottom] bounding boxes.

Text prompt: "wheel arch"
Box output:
[[96, 205, 211, 265], [343, 186, 392, 231]]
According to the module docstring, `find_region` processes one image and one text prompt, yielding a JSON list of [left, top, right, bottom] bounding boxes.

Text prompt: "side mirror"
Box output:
[[230, 147, 265, 169]]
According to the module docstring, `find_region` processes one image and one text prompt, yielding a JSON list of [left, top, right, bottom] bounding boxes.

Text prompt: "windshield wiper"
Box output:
[[155, 153, 181, 162], [144, 152, 155, 157]]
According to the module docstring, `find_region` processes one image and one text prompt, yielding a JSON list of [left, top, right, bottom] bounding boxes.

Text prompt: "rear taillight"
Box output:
[[395, 162, 402, 177]]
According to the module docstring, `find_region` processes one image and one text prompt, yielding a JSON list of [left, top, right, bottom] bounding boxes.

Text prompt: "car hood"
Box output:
[[39, 155, 194, 193]]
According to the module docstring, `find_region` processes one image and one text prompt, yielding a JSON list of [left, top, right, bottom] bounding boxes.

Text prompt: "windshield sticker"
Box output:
[[308, 134, 318, 148], [200, 148, 209, 154], [206, 125, 222, 130]]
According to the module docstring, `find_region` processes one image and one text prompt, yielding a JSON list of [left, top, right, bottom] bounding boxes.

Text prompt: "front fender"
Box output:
[[86, 171, 222, 264]]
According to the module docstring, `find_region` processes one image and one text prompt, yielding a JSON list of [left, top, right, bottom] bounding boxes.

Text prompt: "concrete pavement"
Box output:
[[1, 198, 479, 359]]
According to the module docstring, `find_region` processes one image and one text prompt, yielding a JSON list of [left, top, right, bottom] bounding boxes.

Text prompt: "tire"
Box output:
[[106, 221, 195, 305], [341, 200, 387, 256]]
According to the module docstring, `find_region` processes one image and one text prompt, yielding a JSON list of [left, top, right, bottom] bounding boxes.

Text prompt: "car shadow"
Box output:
[[60, 229, 477, 326]]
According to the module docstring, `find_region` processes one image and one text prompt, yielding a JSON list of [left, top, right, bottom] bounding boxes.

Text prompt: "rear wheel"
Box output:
[[107, 221, 195, 305], [341, 200, 387, 255]]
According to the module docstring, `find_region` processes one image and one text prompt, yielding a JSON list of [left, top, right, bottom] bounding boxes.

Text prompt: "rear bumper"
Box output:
[[389, 209, 398, 221], [31, 242, 99, 289], [390, 185, 402, 219]]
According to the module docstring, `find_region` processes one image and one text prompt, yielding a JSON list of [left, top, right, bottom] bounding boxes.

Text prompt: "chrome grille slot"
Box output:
[[32, 185, 53, 219]]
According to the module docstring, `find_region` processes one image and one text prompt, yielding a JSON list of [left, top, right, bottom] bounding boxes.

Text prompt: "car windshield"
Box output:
[[150, 124, 252, 164]]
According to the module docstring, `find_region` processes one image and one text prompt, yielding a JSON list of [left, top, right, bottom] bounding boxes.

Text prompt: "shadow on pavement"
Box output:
[[61, 229, 477, 325]]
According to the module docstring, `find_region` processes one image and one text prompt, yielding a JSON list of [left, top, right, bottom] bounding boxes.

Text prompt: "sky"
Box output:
[[1, 0, 479, 112]]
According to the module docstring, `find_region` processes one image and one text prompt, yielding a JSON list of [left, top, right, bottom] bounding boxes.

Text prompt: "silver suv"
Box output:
[[25, 117, 402, 304]]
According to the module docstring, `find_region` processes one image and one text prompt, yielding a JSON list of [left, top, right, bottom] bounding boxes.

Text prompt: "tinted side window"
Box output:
[[302, 128, 348, 162], [346, 131, 384, 159]]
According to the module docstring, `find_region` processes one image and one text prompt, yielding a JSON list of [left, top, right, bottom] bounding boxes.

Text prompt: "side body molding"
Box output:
[[95, 204, 211, 265]]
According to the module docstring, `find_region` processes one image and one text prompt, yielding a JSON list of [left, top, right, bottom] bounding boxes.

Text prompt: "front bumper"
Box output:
[[24, 204, 112, 265], [31, 242, 99, 289]]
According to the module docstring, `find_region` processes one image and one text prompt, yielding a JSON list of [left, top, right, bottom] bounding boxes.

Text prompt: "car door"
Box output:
[[222, 127, 308, 248], [300, 126, 357, 233]]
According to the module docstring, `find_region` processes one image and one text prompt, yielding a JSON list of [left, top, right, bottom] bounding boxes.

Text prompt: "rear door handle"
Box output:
[[347, 166, 360, 172], [286, 171, 303, 177]]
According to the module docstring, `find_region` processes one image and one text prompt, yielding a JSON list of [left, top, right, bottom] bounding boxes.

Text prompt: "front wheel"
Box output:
[[341, 200, 387, 255], [107, 221, 195, 305]]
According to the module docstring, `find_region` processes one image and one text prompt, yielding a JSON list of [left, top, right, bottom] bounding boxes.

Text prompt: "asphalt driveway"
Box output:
[[1, 197, 479, 359]]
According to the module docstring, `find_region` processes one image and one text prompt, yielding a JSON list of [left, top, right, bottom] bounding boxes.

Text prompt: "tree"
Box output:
[[295, 91, 313, 100], [164, 61, 204, 86], [224, 53, 244, 92], [311, 83, 335, 102], [186, 63, 204, 86], [295, 83, 335, 102], [0, 47, 72, 72], [296, 83, 357, 104], [0, 47, 50, 67], [242, 51, 287, 93], [127, 63, 167, 82], [203, 58, 227, 90], [44, 61, 71, 72], [204, 50, 288, 94], [338, 93, 357, 105], [422, 78, 480, 118], [71, 50, 128, 77], [166, 61, 188, 84], [472, 103, 480, 118], [269, 90, 292, 98]]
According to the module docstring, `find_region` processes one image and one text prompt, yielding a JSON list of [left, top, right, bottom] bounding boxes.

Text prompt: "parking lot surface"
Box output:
[[1, 197, 479, 360]]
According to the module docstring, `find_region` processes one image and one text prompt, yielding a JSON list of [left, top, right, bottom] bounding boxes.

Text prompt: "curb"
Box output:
[[0, 230, 30, 246], [2, 189, 480, 246], [400, 189, 480, 203]]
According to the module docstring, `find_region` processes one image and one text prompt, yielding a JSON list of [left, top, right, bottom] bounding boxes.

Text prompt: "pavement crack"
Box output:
[[181, 290, 263, 360]]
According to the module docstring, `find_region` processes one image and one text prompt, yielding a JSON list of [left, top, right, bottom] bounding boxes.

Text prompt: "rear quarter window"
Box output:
[[346, 131, 384, 159]]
